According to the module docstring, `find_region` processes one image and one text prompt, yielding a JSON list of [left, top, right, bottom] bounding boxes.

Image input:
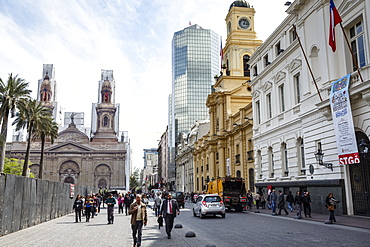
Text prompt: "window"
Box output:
[[297, 138, 306, 175], [255, 100, 261, 124], [243, 55, 250, 76], [282, 143, 288, 175], [268, 147, 274, 177], [253, 65, 258, 76], [290, 28, 297, 43], [227, 22, 231, 34], [279, 84, 285, 112], [264, 54, 270, 67], [103, 116, 109, 127], [349, 21, 366, 71], [266, 93, 272, 118], [294, 74, 301, 104], [236, 170, 241, 178], [276, 42, 282, 56]]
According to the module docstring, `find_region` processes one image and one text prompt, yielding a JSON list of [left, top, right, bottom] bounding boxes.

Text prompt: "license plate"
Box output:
[[209, 204, 218, 207]]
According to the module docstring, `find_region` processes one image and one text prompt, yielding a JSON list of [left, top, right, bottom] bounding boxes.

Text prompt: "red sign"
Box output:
[[339, 152, 360, 165]]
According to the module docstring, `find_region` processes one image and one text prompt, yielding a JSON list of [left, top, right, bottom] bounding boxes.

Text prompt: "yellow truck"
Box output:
[[207, 176, 247, 212]]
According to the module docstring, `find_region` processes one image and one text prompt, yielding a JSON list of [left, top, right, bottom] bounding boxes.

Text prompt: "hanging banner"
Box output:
[[330, 74, 360, 165], [69, 184, 75, 199], [226, 158, 231, 176]]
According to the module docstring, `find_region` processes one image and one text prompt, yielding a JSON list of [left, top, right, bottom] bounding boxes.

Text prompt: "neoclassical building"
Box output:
[[7, 68, 128, 189], [249, 0, 370, 216], [192, 1, 262, 193]]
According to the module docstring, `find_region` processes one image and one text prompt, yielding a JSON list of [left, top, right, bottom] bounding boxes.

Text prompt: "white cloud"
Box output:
[[0, 0, 288, 171]]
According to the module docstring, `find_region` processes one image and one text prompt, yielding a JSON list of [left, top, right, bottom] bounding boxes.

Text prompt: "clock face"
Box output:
[[238, 18, 250, 29]]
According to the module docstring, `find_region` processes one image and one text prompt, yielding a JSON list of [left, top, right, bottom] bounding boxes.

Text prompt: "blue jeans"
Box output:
[[288, 202, 293, 211], [271, 201, 276, 213]]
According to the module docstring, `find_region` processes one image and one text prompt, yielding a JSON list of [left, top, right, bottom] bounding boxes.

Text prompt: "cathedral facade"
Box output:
[[7, 66, 128, 189]]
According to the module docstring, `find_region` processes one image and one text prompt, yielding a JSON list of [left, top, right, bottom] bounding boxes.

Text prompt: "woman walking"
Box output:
[[325, 193, 338, 223], [73, 194, 84, 223], [84, 195, 94, 222]]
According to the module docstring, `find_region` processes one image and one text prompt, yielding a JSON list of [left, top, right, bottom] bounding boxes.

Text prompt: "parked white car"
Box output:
[[193, 194, 226, 219]]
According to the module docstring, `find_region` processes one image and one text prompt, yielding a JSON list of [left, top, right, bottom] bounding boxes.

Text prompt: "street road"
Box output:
[[0, 200, 369, 247]]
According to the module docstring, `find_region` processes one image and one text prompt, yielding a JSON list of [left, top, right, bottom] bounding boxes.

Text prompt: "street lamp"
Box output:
[[314, 143, 333, 171]]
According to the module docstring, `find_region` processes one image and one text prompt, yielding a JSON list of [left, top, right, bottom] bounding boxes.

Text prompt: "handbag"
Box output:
[[328, 205, 335, 211]]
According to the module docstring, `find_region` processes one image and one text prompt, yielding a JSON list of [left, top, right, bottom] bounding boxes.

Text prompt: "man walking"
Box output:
[[105, 193, 116, 224], [124, 193, 132, 215], [277, 190, 289, 215], [270, 190, 277, 215], [129, 194, 148, 247], [154, 193, 162, 217], [159, 193, 180, 239]]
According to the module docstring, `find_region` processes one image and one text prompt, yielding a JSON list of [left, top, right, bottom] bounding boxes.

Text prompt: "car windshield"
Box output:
[[204, 196, 221, 202]]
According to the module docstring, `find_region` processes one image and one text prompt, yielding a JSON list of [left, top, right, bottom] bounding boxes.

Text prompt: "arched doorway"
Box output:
[[94, 164, 111, 189], [349, 131, 370, 216], [64, 176, 75, 184], [98, 178, 107, 188], [59, 160, 80, 184]]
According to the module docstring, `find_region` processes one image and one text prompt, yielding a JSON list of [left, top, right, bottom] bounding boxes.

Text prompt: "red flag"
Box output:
[[329, 0, 342, 52]]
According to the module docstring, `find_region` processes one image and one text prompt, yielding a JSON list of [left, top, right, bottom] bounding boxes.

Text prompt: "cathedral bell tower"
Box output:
[[37, 64, 58, 120], [91, 70, 119, 142]]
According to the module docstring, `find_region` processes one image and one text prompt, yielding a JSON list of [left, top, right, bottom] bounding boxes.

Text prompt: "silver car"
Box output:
[[193, 194, 226, 219]]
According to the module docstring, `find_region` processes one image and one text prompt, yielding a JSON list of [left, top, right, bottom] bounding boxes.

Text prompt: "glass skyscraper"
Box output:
[[171, 24, 219, 143]]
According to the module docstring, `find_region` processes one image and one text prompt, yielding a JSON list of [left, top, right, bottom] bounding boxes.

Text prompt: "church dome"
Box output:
[[229, 0, 251, 11]]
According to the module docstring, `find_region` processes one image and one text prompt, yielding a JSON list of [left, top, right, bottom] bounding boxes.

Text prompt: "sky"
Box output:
[[0, 0, 288, 170]]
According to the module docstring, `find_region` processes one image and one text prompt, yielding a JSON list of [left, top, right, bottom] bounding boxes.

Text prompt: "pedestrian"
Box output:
[[261, 194, 266, 209], [302, 191, 312, 218], [105, 193, 116, 224], [154, 193, 162, 216], [73, 194, 83, 223], [294, 191, 303, 218], [117, 194, 125, 214], [325, 193, 339, 223], [277, 190, 289, 215], [255, 192, 261, 209], [124, 193, 132, 215], [84, 195, 94, 222], [92, 194, 98, 217], [129, 194, 148, 247], [246, 190, 253, 210], [159, 193, 180, 239], [286, 191, 294, 212], [97, 193, 103, 213], [270, 190, 277, 214]]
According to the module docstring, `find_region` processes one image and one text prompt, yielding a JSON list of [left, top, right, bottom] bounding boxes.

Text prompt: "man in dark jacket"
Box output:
[[124, 193, 132, 216], [105, 193, 116, 224], [159, 193, 180, 239], [277, 190, 289, 215]]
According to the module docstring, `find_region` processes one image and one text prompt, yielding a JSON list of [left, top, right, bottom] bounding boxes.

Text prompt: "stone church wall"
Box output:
[[0, 173, 97, 236]]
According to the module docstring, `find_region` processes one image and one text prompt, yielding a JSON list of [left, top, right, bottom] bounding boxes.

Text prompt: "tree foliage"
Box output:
[[129, 168, 142, 189], [3, 157, 35, 177]]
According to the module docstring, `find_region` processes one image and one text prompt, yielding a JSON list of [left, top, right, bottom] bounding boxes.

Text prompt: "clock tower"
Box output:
[[91, 70, 120, 142], [222, 0, 262, 77]]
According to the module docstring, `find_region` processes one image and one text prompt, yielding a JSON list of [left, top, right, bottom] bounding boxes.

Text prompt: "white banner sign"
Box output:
[[330, 74, 360, 165], [226, 158, 231, 176]]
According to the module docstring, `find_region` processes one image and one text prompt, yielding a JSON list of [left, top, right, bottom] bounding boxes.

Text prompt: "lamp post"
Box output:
[[314, 143, 333, 171]]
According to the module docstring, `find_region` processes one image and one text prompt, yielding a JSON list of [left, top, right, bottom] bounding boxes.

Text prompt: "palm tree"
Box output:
[[33, 115, 58, 179], [13, 99, 50, 176], [0, 73, 31, 173]]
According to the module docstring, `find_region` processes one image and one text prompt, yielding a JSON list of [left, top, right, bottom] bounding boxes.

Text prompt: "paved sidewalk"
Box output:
[[244, 207, 370, 229], [0, 204, 206, 247]]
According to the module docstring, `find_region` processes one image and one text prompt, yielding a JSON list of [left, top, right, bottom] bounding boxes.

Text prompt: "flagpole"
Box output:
[[293, 24, 323, 102], [339, 23, 364, 82]]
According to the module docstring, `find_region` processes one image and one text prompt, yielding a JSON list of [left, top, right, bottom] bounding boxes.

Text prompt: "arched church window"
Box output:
[[243, 55, 250, 77], [103, 116, 109, 127]]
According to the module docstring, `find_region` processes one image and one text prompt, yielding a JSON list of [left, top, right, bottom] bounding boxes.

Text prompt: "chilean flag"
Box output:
[[329, 0, 342, 52]]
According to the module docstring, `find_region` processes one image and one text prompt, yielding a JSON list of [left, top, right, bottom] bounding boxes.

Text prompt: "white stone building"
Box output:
[[249, 0, 370, 216]]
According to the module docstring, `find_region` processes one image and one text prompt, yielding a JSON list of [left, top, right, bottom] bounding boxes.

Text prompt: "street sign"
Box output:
[[309, 164, 314, 175]]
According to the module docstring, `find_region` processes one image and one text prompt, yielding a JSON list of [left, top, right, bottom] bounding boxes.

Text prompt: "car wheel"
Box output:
[[193, 209, 196, 217], [222, 213, 226, 218], [200, 213, 205, 219]]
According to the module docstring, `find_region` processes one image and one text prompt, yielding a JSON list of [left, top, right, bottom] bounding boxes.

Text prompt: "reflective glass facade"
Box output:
[[171, 25, 219, 140]]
